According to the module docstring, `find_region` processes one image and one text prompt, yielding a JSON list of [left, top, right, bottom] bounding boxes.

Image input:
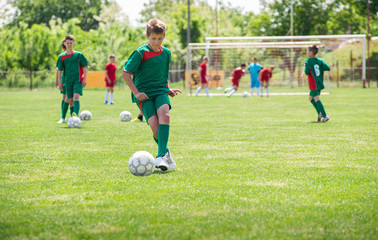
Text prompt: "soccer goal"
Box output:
[[186, 34, 366, 91]]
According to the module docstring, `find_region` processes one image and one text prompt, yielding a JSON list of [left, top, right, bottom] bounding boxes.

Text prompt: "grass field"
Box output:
[[0, 86, 377, 239]]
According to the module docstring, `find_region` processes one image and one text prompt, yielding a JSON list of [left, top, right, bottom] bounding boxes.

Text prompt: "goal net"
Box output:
[[186, 35, 366, 90]]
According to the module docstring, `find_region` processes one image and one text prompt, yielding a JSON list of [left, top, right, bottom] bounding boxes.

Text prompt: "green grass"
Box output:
[[0, 86, 377, 239]]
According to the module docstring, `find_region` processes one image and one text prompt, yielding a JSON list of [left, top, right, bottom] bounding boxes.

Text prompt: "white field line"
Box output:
[[187, 92, 330, 96]]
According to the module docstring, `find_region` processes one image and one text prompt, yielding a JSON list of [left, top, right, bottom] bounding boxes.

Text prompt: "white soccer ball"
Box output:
[[128, 151, 155, 176], [79, 110, 92, 120], [67, 116, 81, 128], [120, 111, 132, 122], [242, 91, 249, 98]]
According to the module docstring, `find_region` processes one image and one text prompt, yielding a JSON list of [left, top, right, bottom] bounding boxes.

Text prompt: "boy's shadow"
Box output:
[[308, 121, 322, 124], [153, 170, 173, 175]]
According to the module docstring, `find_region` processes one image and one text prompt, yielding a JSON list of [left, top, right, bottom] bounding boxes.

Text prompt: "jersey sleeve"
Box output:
[[304, 60, 310, 75], [56, 56, 63, 71], [123, 50, 143, 74], [322, 60, 330, 71], [79, 53, 88, 67]]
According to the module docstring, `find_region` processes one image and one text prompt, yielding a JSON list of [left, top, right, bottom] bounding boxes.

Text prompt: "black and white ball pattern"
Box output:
[[120, 111, 132, 122], [128, 151, 155, 176], [79, 110, 92, 120], [67, 116, 81, 128]]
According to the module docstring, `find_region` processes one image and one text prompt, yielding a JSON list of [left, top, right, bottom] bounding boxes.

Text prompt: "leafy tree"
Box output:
[[7, 0, 109, 31]]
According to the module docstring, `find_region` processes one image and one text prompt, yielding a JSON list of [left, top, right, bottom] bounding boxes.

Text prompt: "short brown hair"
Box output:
[[64, 35, 74, 42], [109, 54, 115, 59], [146, 18, 166, 36], [308, 45, 319, 55]]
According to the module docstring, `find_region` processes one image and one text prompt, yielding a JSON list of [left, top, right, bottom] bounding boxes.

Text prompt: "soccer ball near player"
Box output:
[[79, 110, 92, 120], [120, 111, 132, 122], [242, 91, 249, 98], [67, 116, 81, 128], [128, 151, 155, 176]]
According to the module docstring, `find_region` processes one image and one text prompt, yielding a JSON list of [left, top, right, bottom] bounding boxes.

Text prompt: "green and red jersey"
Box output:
[[56, 51, 88, 84], [304, 57, 330, 91], [123, 44, 171, 103]]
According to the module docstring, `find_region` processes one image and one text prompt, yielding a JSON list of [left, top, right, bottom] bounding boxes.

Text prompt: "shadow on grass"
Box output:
[[153, 170, 173, 175], [308, 121, 322, 124]]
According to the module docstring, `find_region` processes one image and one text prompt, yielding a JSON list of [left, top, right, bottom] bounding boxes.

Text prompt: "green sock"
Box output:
[[157, 124, 169, 157], [61, 100, 64, 115], [153, 136, 169, 153], [316, 100, 327, 117], [62, 101, 69, 119], [74, 101, 80, 116], [311, 99, 320, 115], [70, 106, 74, 116]]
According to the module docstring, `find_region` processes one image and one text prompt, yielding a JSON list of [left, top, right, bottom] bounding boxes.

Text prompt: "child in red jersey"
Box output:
[[259, 65, 274, 97], [104, 54, 117, 105], [224, 63, 246, 97], [194, 56, 210, 97]]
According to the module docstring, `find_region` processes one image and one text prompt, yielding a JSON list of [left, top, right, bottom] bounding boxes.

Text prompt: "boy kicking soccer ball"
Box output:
[[104, 54, 117, 105], [123, 18, 181, 171], [224, 63, 246, 97], [303, 45, 330, 122], [56, 35, 88, 117]]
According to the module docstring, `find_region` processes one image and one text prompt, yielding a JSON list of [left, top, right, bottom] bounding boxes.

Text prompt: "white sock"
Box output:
[[105, 91, 109, 101], [225, 87, 233, 92], [256, 87, 260, 96], [110, 93, 114, 102], [204, 88, 210, 97], [250, 88, 254, 95], [260, 88, 263, 96], [266, 87, 269, 96], [194, 87, 202, 96], [228, 89, 236, 96]]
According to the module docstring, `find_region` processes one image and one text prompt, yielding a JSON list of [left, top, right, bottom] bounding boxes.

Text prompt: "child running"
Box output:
[[56, 41, 69, 123], [123, 18, 181, 171], [224, 63, 246, 97], [104, 54, 117, 105], [56, 35, 88, 117], [194, 56, 210, 97], [303, 45, 330, 122], [248, 57, 263, 96], [259, 65, 274, 97]]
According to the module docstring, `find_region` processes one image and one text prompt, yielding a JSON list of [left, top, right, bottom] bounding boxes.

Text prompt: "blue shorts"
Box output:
[[251, 77, 260, 88]]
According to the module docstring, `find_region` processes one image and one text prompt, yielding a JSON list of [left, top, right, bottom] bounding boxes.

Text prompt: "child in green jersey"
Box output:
[[123, 18, 181, 171], [56, 41, 70, 123], [303, 45, 330, 122], [56, 35, 88, 117]]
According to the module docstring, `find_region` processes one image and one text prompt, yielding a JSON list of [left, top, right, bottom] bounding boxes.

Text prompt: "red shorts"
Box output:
[[200, 77, 208, 84], [260, 78, 269, 83], [232, 80, 240, 87], [105, 80, 115, 87]]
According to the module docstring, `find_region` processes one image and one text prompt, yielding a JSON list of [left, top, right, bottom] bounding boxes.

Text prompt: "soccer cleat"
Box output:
[[155, 156, 169, 171], [321, 116, 330, 122], [110, 101, 115, 105], [165, 149, 176, 170], [57, 118, 65, 123], [72, 113, 77, 117], [131, 117, 140, 122], [317, 113, 322, 122], [104, 100, 108, 104]]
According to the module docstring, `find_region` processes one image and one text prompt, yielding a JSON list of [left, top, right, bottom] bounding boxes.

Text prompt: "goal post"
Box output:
[[186, 34, 366, 91]]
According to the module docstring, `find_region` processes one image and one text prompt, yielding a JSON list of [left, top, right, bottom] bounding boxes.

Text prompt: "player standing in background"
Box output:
[[56, 35, 88, 117], [194, 56, 210, 97], [303, 45, 330, 122], [224, 63, 246, 97], [56, 41, 69, 123], [104, 54, 117, 105], [123, 18, 181, 171], [248, 57, 263, 96], [259, 66, 275, 97]]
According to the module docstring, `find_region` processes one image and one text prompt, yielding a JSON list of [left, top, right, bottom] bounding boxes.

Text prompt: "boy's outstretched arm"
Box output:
[[123, 71, 149, 101], [82, 66, 87, 87]]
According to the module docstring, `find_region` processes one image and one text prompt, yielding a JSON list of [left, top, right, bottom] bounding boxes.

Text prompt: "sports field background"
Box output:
[[0, 86, 377, 239]]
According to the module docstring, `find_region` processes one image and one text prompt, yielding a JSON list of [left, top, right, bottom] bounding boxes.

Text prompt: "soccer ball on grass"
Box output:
[[79, 110, 92, 120], [67, 116, 81, 128], [128, 151, 155, 176], [242, 92, 249, 98], [120, 111, 132, 122]]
